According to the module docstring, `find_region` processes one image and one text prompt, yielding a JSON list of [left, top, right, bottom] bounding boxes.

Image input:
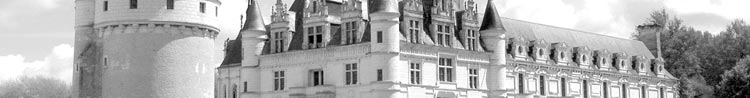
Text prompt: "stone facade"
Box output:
[[74, 0, 221, 97], [217, 0, 679, 98]]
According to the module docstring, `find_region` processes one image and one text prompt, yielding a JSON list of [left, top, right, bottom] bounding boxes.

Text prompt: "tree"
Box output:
[[0, 76, 71, 98], [715, 56, 750, 98]]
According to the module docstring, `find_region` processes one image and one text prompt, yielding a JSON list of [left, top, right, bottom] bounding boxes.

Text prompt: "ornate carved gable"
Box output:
[[402, 0, 423, 12]]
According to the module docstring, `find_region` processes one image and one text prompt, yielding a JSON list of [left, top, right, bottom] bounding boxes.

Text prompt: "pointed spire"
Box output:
[[480, 0, 504, 31], [369, 0, 398, 13], [241, 0, 266, 32]]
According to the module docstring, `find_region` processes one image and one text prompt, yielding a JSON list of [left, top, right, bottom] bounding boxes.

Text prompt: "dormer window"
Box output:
[[343, 21, 358, 44], [537, 49, 543, 57], [272, 32, 285, 53], [312, 1, 318, 13], [408, 20, 421, 43], [582, 55, 587, 62], [559, 52, 565, 60], [306, 26, 324, 49], [466, 30, 478, 50]]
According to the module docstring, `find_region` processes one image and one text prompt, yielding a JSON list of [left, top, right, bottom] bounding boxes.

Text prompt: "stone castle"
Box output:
[[74, 0, 680, 98]]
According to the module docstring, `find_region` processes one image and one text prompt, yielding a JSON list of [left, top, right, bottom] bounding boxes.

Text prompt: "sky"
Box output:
[[0, 0, 748, 85]]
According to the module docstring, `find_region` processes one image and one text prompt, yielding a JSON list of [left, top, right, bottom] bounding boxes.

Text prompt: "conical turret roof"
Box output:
[[241, 0, 266, 32], [480, 0, 504, 31], [369, 0, 399, 13]]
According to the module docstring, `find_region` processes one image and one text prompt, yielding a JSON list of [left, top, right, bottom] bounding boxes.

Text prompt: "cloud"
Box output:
[[0, 44, 73, 85]]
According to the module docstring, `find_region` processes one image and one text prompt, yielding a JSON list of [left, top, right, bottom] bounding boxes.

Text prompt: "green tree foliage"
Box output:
[[0, 76, 71, 98], [635, 9, 750, 98], [715, 56, 750, 98], [634, 9, 714, 98]]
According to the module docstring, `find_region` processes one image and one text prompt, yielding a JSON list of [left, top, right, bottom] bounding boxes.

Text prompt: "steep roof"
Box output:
[[369, 0, 399, 13], [479, 0, 504, 31], [220, 35, 242, 67], [241, 0, 266, 32], [499, 17, 655, 58]]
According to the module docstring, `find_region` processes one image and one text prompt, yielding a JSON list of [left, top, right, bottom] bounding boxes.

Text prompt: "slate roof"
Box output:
[[499, 17, 655, 58], [219, 35, 242, 67]]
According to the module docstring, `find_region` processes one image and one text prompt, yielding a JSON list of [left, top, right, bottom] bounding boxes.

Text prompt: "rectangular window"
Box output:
[[130, 0, 137, 9], [466, 30, 478, 50], [518, 73, 524, 93], [310, 70, 324, 86], [345, 63, 358, 85], [343, 22, 358, 44], [468, 68, 478, 89], [243, 82, 247, 92], [273, 32, 284, 53], [376, 69, 383, 81], [306, 26, 324, 48], [166, 0, 174, 9], [540, 76, 545, 95], [438, 58, 454, 82], [376, 31, 383, 43], [436, 25, 452, 47], [409, 62, 421, 84], [344, 22, 358, 44], [584, 80, 589, 98], [561, 78, 567, 96], [409, 20, 420, 43], [200, 2, 206, 13], [104, 1, 109, 11], [437, 25, 443, 45], [215, 6, 219, 16], [622, 84, 628, 98], [603, 82, 609, 98], [273, 71, 285, 91], [444, 26, 451, 46]]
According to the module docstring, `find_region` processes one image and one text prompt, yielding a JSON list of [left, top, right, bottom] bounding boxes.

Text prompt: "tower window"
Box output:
[[200, 2, 206, 13], [438, 57, 454, 82], [273, 71, 285, 90], [376, 69, 383, 81], [215, 6, 219, 16], [243, 82, 247, 92], [103, 1, 109, 11], [376, 31, 383, 43], [166, 0, 174, 9], [345, 63, 358, 85], [310, 70, 324, 86], [409, 62, 421, 84], [468, 68, 478, 89], [130, 0, 137, 9]]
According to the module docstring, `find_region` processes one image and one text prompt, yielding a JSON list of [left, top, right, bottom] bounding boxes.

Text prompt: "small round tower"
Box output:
[[85, 0, 221, 97]]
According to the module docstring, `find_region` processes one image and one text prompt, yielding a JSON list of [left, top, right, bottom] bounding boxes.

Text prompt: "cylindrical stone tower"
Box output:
[[73, 0, 96, 98], [83, 0, 221, 97], [369, 0, 402, 98]]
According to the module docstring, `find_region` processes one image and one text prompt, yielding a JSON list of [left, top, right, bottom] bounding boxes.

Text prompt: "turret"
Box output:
[[479, 0, 511, 96], [73, 0, 98, 97], [241, 0, 268, 67], [78, 0, 221, 97]]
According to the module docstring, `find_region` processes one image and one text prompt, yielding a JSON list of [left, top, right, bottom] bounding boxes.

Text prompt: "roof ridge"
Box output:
[[499, 17, 637, 42]]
